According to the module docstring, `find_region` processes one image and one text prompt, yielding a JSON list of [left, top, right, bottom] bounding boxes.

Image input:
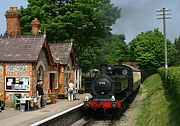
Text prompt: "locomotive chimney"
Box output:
[[5, 7, 21, 36], [100, 64, 108, 75]]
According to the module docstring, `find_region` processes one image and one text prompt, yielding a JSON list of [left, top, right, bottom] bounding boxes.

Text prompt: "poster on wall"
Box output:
[[5, 76, 30, 91]]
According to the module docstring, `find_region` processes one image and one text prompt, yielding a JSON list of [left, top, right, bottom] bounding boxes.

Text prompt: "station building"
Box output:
[[0, 7, 82, 101]]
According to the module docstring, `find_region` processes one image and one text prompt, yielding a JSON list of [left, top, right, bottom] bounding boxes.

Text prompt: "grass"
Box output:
[[136, 74, 180, 126]]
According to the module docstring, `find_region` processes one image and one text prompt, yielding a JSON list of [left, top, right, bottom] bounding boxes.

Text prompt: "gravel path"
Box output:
[[115, 89, 146, 126]]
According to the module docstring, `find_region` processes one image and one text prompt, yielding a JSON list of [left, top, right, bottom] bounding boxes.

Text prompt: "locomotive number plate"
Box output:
[[98, 81, 106, 85]]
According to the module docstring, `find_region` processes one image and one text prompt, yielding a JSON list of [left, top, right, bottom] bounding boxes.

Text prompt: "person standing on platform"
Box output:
[[36, 80, 44, 108], [68, 79, 74, 101], [73, 87, 77, 100]]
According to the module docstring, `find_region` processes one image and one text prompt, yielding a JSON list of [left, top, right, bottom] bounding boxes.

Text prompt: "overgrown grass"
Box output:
[[136, 74, 180, 126]]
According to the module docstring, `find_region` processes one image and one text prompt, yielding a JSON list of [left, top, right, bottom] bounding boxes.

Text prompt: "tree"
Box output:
[[80, 34, 130, 72], [129, 29, 176, 71], [20, 0, 121, 57], [174, 36, 180, 65], [102, 34, 130, 64]]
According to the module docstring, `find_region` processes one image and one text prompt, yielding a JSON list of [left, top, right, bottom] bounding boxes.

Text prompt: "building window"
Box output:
[[38, 66, 43, 80]]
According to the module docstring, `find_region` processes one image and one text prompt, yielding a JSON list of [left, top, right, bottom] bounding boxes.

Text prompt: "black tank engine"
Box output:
[[83, 64, 141, 109]]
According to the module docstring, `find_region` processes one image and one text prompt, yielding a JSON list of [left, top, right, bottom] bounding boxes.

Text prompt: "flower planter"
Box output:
[[51, 99, 56, 104]]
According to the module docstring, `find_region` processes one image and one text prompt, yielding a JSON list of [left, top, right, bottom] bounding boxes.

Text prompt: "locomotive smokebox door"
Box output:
[[94, 76, 112, 95]]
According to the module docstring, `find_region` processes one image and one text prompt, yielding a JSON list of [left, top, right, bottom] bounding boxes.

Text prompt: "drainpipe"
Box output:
[[3, 63, 6, 101]]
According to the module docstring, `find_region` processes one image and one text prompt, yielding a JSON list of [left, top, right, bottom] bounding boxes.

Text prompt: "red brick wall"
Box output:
[[0, 50, 52, 100], [59, 66, 65, 93], [0, 63, 33, 100]]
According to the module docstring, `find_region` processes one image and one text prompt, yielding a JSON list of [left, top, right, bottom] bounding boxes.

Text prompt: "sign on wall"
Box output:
[[5, 76, 30, 91]]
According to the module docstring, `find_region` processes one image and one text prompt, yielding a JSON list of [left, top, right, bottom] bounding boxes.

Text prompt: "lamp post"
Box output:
[[157, 8, 171, 86]]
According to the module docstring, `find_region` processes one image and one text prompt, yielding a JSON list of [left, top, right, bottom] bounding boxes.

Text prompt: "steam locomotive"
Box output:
[[83, 64, 141, 110]]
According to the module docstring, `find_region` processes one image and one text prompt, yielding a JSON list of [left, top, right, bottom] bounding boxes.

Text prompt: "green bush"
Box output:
[[49, 94, 56, 101], [158, 67, 180, 98], [58, 92, 67, 99], [78, 88, 85, 94]]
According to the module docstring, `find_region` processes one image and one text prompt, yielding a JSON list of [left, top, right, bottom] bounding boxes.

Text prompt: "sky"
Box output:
[[111, 0, 180, 42], [0, 0, 180, 43]]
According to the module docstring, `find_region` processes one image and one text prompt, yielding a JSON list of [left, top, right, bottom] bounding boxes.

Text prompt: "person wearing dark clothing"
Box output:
[[36, 80, 44, 108]]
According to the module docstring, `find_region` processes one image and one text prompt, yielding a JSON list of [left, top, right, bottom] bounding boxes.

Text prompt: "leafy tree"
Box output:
[[129, 29, 176, 71], [103, 34, 130, 64], [80, 34, 130, 72], [20, 0, 121, 57], [174, 36, 180, 65]]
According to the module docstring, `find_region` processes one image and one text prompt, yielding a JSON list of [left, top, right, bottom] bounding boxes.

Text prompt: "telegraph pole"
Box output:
[[157, 8, 171, 86]]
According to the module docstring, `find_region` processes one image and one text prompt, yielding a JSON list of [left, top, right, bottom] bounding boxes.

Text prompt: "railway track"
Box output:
[[72, 116, 120, 126], [72, 89, 139, 126]]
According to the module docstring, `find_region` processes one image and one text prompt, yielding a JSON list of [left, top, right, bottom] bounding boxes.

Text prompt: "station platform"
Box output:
[[0, 93, 90, 126]]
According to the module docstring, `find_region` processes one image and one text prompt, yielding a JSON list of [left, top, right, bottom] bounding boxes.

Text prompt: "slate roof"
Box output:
[[0, 37, 45, 62], [49, 43, 73, 64]]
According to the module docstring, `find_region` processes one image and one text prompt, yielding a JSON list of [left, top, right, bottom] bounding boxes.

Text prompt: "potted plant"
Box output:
[[49, 94, 56, 104], [58, 92, 67, 99], [58, 92, 65, 99]]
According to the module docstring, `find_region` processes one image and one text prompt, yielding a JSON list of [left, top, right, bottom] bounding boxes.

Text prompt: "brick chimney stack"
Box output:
[[5, 7, 21, 36], [31, 17, 40, 35]]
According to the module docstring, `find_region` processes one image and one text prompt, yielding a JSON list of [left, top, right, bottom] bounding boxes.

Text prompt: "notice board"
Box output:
[[5, 76, 30, 91]]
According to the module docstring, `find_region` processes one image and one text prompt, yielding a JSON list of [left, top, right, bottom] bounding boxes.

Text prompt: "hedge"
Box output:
[[158, 67, 180, 99]]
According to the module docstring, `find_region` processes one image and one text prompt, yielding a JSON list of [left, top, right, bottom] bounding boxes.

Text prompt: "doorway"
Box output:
[[49, 73, 55, 93]]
